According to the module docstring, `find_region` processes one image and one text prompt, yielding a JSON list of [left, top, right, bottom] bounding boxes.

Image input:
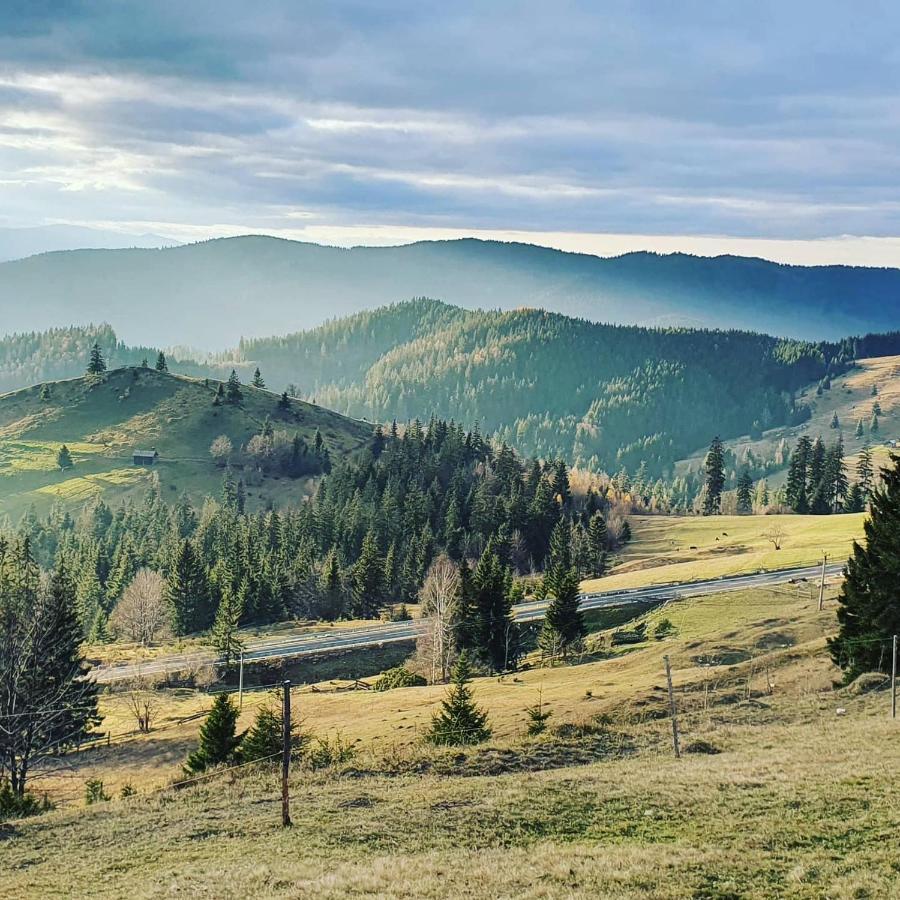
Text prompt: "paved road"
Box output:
[[92, 562, 843, 684]]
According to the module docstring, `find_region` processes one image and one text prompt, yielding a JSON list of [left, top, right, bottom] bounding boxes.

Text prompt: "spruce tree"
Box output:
[[786, 436, 812, 512], [184, 693, 241, 774], [278, 390, 290, 410], [86, 342, 106, 375], [856, 419, 864, 439], [166, 539, 211, 635], [702, 436, 726, 515], [425, 652, 491, 746], [587, 511, 607, 576], [56, 444, 73, 470], [226, 370, 242, 404], [871, 413, 880, 435], [350, 529, 384, 618], [473, 544, 517, 671], [538, 565, 584, 660], [736, 468, 753, 514], [155, 351, 168, 372], [211, 583, 244, 667], [857, 443, 874, 501], [319, 547, 344, 620], [252, 368, 265, 389], [829, 453, 900, 681], [235, 705, 294, 764]]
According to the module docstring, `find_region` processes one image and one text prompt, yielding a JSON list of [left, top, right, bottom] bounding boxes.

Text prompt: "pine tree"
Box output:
[[829, 453, 900, 681], [318, 547, 344, 620], [702, 436, 726, 515], [425, 652, 491, 746], [86, 342, 106, 375], [141, 357, 149, 368], [736, 467, 753, 514], [226, 370, 242, 404], [525, 690, 552, 736], [856, 419, 864, 439], [824, 437, 848, 513], [236, 705, 289, 764], [473, 544, 517, 671], [786, 435, 812, 512], [56, 444, 73, 470], [857, 442, 874, 501], [538, 565, 584, 660], [39, 383, 51, 401], [830, 411, 840, 429], [155, 351, 168, 372], [252, 368, 265, 389], [350, 529, 384, 618], [587, 511, 608, 576], [166, 539, 211, 635], [211, 583, 244, 667], [871, 413, 880, 436], [184, 693, 241, 774], [278, 390, 290, 410]]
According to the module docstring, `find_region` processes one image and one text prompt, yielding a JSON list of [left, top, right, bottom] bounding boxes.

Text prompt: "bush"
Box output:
[[307, 734, 356, 769], [653, 618, 674, 640], [847, 672, 890, 696], [683, 739, 721, 755], [373, 666, 427, 692], [0, 781, 50, 821], [611, 622, 648, 646], [84, 779, 109, 805]]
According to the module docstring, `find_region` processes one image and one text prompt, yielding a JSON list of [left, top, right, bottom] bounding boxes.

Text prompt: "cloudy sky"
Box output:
[[2, 1, 900, 264]]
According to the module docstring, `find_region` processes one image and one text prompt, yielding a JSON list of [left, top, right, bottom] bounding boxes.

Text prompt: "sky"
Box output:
[[2, 1, 900, 266]]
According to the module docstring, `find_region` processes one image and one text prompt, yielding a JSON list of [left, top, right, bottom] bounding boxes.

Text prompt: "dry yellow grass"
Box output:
[[4, 576, 899, 898]]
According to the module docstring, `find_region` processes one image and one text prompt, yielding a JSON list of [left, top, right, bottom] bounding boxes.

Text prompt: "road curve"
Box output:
[[92, 562, 843, 684]]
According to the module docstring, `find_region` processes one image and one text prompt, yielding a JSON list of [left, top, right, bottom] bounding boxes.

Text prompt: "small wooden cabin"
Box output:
[[133, 449, 159, 466]]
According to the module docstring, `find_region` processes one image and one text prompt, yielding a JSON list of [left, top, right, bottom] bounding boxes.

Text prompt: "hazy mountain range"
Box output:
[[0, 225, 177, 264], [1, 236, 899, 347]]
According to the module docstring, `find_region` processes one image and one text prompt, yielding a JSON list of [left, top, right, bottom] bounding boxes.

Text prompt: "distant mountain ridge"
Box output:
[[0, 224, 177, 263], [1, 236, 899, 346]]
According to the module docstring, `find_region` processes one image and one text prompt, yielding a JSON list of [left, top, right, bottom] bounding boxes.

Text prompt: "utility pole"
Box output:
[[663, 655, 681, 759], [238, 649, 244, 710], [817, 553, 828, 612], [281, 679, 292, 827], [892, 636, 897, 720]]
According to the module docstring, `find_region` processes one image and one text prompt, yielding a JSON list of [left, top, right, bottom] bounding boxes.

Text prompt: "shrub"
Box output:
[[307, 734, 356, 769], [373, 666, 427, 692], [653, 618, 674, 640], [0, 781, 49, 821], [84, 779, 109, 805]]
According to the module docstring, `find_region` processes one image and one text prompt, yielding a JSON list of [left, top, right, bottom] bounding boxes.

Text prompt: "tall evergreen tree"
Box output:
[[252, 367, 265, 389], [473, 544, 517, 671], [587, 511, 608, 577], [226, 370, 242, 404], [211, 583, 244, 667], [702, 436, 726, 515], [786, 435, 812, 512], [56, 444, 73, 470], [829, 453, 900, 681], [736, 468, 753, 514], [86, 342, 106, 375], [538, 565, 584, 660], [166, 539, 211, 635], [155, 351, 168, 372], [350, 529, 384, 618], [184, 693, 241, 774], [857, 442, 874, 501]]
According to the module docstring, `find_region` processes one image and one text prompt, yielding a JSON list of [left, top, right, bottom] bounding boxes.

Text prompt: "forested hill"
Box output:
[[3, 304, 898, 476], [233, 301, 899, 475], [3, 236, 900, 346]]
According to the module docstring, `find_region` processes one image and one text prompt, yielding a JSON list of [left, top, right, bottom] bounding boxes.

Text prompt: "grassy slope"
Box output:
[[678, 354, 900, 486], [581, 512, 864, 592], [0, 367, 371, 518], [6, 579, 900, 897]]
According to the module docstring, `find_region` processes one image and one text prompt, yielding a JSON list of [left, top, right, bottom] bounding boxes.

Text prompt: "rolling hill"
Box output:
[[3, 236, 900, 346], [0, 367, 371, 519]]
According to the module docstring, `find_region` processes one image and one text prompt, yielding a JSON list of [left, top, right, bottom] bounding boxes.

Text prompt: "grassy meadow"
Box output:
[[4, 576, 899, 898], [0, 367, 371, 518]]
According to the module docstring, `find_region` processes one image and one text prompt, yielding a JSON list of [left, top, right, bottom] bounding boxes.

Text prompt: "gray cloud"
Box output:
[[1, 2, 900, 243]]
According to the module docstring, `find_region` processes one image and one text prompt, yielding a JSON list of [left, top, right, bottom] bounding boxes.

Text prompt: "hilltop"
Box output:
[[0, 367, 371, 518], [3, 236, 900, 346]]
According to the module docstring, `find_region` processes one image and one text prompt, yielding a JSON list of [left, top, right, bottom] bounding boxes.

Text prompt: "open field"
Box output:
[[5, 577, 900, 898], [582, 511, 863, 592]]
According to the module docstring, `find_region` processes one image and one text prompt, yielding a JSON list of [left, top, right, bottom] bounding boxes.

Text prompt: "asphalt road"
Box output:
[[92, 562, 843, 684]]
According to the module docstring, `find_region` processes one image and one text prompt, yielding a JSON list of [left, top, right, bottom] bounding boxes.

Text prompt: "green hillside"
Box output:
[[0, 367, 371, 519]]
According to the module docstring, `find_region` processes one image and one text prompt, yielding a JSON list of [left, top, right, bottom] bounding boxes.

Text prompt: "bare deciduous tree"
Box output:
[[417, 555, 460, 684], [125, 675, 160, 734], [764, 525, 787, 551], [109, 569, 170, 645], [209, 435, 233, 467]]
